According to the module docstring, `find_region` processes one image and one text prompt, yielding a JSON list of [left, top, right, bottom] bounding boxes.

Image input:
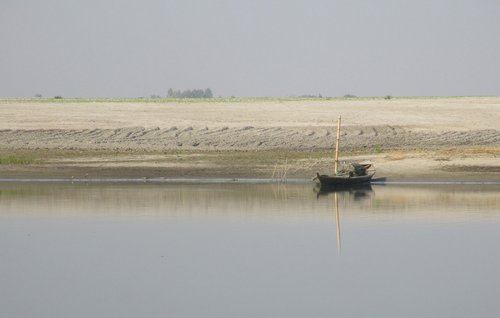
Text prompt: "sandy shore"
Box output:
[[0, 97, 499, 181]]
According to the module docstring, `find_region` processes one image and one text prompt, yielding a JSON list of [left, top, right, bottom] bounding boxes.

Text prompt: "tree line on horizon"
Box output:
[[30, 89, 394, 100], [167, 88, 213, 98]]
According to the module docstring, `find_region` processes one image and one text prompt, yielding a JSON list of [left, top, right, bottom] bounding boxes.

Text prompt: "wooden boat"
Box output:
[[314, 171, 375, 187], [313, 115, 375, 187]]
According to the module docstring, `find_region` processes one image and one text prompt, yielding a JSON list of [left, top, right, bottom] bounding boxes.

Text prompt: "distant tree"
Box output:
[[204, 88, 213, 98], [167, 88, 174, 98], [54, 96, 63, 99], [344, 94, 357, 98], [34, 93, 42, 98]]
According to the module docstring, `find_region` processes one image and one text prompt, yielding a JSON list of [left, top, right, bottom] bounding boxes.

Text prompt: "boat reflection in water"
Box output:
[[313, 183, 373, 200], [313, 184, 375, 255]]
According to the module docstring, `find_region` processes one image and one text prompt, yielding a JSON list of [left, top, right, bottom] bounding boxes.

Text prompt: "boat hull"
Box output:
[[313, 172, 375, 188]]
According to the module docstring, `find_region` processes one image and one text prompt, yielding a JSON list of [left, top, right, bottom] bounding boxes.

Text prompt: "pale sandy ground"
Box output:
[[0, 97, 499, 180]]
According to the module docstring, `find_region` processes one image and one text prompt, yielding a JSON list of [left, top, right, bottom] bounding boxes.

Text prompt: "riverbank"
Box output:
[[0, 148, 498, 181], [0, 97, 498, 181]]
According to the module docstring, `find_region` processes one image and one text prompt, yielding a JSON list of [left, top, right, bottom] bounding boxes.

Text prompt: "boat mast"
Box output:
[[334, 115, 341, 174]]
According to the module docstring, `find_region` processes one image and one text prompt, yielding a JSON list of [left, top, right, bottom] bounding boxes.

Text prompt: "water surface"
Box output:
[[1, 183, 499, 317]]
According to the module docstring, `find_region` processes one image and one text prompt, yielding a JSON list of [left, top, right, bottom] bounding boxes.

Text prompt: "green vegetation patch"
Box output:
[[0, 154, 35, 165]]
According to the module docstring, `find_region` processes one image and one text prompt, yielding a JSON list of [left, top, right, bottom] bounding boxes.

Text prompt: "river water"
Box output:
[[1, 182, 499, 318]]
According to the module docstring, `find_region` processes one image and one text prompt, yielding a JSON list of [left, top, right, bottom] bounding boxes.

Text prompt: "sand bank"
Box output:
[[0, 97, 498, 180]]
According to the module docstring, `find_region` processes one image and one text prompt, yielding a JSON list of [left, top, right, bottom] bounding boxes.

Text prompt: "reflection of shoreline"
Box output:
[[314, 184, 500, 211], [0, 183, 499, 220]]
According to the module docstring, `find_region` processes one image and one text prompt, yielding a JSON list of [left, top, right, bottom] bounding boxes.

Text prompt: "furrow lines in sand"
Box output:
[[0, 127, 498, 152], [127, 127, 161, 141], [199, 127, 225, 136], [174, 127, 194, 138], [157, 127, 178, 136]]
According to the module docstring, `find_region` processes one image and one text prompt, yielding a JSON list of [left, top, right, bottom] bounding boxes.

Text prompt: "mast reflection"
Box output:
[[335, 192, 341, 255]]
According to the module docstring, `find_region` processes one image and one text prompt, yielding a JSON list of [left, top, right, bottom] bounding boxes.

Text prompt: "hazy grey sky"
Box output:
[[1, 0, 499, 98]]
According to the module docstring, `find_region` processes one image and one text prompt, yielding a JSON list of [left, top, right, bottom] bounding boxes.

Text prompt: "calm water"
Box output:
[[1, 182, 499, 318]]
